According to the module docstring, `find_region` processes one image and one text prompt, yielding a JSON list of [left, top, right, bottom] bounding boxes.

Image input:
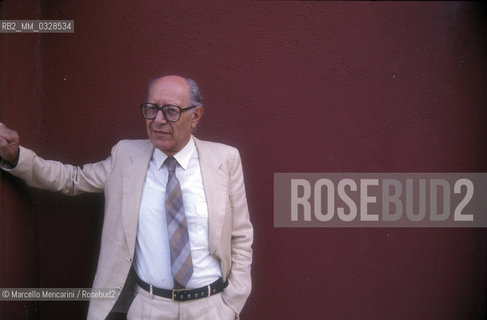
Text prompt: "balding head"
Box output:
[[147, 76, 201, 107]]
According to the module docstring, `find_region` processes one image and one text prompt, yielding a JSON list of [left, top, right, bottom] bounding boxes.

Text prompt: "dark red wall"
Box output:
[[1, 1, 486, 319], [0, 1, 41, 319]]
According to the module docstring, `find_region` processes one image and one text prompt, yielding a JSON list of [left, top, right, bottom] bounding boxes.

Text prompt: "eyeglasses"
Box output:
[[140, 103, 197, 122]]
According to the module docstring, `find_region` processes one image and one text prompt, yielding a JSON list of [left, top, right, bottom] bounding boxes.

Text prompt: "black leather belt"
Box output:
[[135, 274, 228, 302]]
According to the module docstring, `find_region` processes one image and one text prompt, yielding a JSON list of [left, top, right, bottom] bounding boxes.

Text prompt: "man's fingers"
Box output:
[[0, 131, 15, 141], [0, 136, 13, 150], [0, 135, 19, 163], [0, 124, 19, 143], [0, 123, 20, 162]]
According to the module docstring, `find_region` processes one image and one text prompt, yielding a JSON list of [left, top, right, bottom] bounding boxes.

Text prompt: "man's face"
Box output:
[[145, 76, 203, 156]]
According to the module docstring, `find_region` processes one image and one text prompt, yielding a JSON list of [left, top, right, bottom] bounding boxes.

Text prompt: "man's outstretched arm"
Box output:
[[0, 122, 116, 195]]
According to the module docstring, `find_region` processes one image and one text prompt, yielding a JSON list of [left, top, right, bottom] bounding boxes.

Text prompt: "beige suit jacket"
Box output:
[[5, 136, 253, 319]]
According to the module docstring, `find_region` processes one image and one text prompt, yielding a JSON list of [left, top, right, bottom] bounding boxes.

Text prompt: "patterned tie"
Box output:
[[164, 156, 193, 288]]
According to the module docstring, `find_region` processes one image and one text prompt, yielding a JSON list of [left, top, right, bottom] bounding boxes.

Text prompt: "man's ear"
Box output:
[[191, 106, 204, 128]]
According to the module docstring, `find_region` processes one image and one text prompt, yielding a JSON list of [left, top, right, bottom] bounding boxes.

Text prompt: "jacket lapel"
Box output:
[[121, 140, 154, 258], [194, 137, 228, 254]]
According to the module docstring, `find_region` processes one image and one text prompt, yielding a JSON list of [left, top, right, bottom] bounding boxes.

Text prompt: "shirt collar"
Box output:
[[154, 137, 196, 171]]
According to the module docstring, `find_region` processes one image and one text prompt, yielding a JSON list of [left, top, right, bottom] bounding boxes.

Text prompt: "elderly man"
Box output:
[[0, 75, 253, 320]]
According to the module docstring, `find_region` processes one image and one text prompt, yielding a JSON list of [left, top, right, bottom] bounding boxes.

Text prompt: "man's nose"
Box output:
[[154, 110, 168, 123]]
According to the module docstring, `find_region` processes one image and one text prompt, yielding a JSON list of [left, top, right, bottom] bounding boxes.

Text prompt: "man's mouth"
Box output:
[[152, 128, 171, 135]]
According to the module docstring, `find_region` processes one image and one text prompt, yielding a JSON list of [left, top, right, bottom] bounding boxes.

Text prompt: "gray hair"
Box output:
[[186, 78, 202, 107]]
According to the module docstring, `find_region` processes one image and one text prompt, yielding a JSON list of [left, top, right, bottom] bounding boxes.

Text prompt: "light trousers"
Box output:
[[127, 285, 237, 320]]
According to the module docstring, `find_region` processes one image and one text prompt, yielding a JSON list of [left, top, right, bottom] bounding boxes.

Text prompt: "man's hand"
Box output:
[[0, 123, 20, 163]]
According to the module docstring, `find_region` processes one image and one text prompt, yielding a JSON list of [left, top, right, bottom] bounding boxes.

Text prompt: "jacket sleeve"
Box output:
[[1, 143, 120, 195], [222, 148, 253, 316]]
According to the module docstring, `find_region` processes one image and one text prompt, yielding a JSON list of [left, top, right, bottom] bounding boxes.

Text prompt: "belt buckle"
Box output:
[[171, 288, 185, 301]]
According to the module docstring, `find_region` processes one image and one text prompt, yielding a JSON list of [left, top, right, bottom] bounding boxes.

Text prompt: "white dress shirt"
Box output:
[[134, 137, 222, 289]]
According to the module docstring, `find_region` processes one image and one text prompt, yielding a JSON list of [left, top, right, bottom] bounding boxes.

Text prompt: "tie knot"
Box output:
[[164, 156, 178, 174]]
